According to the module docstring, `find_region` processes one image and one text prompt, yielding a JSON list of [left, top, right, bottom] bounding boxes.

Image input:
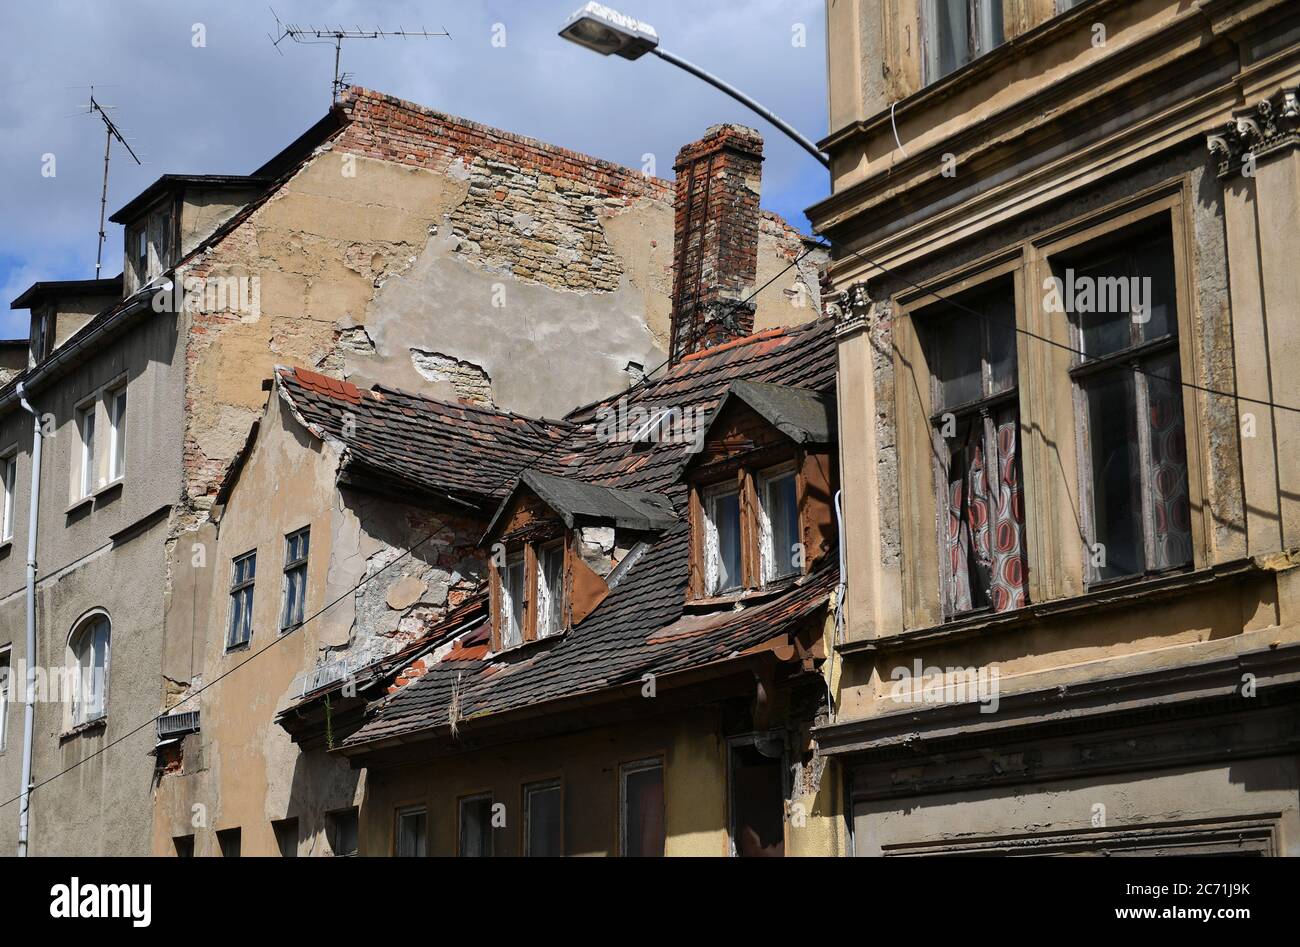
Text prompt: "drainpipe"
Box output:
[[826, 489, 846, 726], [16, 381, 42, 857]]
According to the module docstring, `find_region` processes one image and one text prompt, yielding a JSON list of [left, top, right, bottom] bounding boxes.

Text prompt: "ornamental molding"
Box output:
[[1207, 87, 1300, 179]]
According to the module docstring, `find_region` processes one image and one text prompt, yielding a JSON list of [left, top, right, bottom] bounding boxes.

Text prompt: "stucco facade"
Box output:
[[813, 0, 1300, 855]]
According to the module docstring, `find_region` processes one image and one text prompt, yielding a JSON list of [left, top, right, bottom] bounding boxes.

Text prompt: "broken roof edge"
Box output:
[[481, 468, 677, 543], [707, 379, 837, 447]]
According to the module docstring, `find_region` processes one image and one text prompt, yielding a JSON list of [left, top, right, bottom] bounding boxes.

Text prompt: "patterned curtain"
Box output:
[[943, 409, 1028, 614]]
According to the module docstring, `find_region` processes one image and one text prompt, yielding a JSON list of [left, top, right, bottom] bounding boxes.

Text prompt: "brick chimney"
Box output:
[[669, 124, 765, 362]]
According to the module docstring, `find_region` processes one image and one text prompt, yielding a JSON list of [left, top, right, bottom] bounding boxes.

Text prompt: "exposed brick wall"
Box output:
[[669, 124, 765, 361], [337, 88, 674, 294]]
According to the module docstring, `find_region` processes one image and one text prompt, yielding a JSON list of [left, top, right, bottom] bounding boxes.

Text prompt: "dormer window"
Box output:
[[483, 469, 674, 651], [125, 203, 175, 292], [687, 381, 838, 603]]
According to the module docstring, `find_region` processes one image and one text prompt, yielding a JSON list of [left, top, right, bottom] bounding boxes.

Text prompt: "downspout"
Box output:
[[16, 381, 41, 857], [827, 488, 846, 726]]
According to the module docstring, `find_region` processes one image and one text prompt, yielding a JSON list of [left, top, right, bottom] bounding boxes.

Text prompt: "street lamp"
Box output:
[[559, 2, 830, 169]]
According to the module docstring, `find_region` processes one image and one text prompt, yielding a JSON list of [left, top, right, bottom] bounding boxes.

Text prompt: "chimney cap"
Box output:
[[675, 124, 764, 168]]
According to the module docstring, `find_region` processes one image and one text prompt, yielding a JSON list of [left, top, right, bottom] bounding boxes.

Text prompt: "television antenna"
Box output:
[[269, 8, 451, 105], [80, 87, 143, 279]]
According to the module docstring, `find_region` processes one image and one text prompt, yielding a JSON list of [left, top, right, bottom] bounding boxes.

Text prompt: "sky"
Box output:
[[0, 0, 829, 339]]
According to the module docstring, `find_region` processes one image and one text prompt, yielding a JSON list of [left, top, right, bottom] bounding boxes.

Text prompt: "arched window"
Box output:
[[69, 612, 110, 726]]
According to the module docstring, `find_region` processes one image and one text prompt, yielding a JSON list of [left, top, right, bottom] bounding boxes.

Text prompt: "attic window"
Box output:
[[686, 381, 837, 602], [491, 539, 568, 651]]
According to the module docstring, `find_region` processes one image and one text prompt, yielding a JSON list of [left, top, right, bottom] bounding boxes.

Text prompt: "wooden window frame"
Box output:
[[106, 381, 127, 485], [279, 527, 310, 633], [891, 180, 1206, 632], [74, 397, 97, 501], [68, 610, 111, 728], [920, 275, 1024, 619], [0, 448, 16, 542], [458, 791, 495, 857], [489, 534, 570, 651], [227, 550, 256, 650], [689, 449, 817, 603], [1045, 208, 1196, 589], [522, 778, 564, 858], [921, 0, 1005, 84], [619, 756, 666, 858], [394, 805, 428, 858]]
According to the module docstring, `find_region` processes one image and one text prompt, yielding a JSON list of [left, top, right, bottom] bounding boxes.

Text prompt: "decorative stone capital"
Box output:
[[1208, 86, 1300, 179], [831, 281, 879, 339]]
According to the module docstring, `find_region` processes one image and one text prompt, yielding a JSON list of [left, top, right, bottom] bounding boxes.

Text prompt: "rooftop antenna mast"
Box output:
[[269, 8, 451, 105], [83, 87, 142, 279]]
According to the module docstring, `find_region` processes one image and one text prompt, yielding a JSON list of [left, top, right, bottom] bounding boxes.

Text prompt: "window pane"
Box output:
[[111, 389, 126, 480], [941, 417, 992, 612], [1133, 237, 1178, 344], [1, 650, 10, 752], [1085, 371, 1144, 579], [539, 545, 564, 637], [2, 458, 14, 540], [525, 783, 562, 857], [936, 319, 983, 408], [459, 796, 493, 857], [80, 408, 96, 497], [623, 764, 665, 857], [710, 490, 742, 593], [396, 808, 427, 857], [1144, 355, 1193, 571], [330, 809, 358, 856], [932, 0, 969, 78], [764, 472, 800, 580], [986, 299, 1018, 394], [503, 558, 525, 647]]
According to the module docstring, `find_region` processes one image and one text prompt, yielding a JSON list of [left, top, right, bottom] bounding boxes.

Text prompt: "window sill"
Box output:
[[65, 496, 94, 516], [686, 576, 802, 613], [841, 558, 1259, 656], [224, 639, 252, 655], [489, 627, 569, 659], [59, 716, 107, 742], [94, 477, 124, 499]]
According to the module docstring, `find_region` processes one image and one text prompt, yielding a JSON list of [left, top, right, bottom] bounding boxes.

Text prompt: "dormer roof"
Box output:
[[483, 468, 676, 542]]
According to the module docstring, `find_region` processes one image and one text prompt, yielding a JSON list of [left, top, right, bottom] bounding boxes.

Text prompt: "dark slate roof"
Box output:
[[10, 276, 123, 311], [484, 468, 677, 539], [275, 366, 575, 508], [109, 174, 271, 224], [340, 317, 840, 749], [712, 380, 836, 445]]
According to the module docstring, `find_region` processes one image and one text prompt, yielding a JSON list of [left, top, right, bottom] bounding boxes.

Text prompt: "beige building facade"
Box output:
[[812, 0, 1300, 854]]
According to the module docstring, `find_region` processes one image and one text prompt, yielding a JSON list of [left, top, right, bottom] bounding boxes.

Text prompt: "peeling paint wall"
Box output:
[[177, 89, 820, 512], [152, 388, 485, 855]]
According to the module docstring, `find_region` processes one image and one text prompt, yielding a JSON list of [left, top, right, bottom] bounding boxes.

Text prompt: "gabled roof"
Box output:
[[275, 366, 575, 508], [484, 468, 677, 540], [338, 317, 841, 752], [709, 380, 836, 445]]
